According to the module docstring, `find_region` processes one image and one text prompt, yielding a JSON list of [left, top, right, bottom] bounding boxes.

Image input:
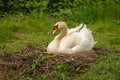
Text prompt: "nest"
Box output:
[[0, 45, 109, 80]]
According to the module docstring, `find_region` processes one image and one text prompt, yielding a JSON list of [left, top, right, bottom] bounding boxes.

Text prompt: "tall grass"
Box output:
[[56, 1, 120, 23]]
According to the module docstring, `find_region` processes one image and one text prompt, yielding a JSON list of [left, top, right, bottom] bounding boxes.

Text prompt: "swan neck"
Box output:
[[58, 25, 67, 40]]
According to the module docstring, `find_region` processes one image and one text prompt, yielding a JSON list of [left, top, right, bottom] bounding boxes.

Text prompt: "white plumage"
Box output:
[[47, 21, 95, 54]]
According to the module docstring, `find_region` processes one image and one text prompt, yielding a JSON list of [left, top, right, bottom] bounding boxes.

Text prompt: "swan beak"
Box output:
[[53, 28, 58, 35]]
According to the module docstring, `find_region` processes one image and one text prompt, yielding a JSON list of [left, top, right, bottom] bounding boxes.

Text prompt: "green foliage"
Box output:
[[0, 0, 49, 15], [69, 0, 119, 23], [0, 0, 120, 23], [0, 16, 17, 43], [80, 54, 120, 80], [45, 0, 73, 16], [52, 65, 70, 80]]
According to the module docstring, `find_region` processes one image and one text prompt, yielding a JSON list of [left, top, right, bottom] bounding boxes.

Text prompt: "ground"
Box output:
[[0, 16, 120, 80], [0, 44, 113, 80]]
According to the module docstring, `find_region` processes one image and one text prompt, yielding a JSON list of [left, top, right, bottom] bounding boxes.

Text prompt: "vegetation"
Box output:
[[80, 54, 120, 80], [0, 0, 120, 80]]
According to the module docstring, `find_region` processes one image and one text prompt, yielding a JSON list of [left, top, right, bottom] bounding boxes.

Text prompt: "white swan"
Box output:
[[47, 21, 95, 54]]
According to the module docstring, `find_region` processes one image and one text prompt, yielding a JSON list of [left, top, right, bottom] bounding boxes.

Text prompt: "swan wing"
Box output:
[[67, 23, 84, 35], [59, 24, 95, 53]]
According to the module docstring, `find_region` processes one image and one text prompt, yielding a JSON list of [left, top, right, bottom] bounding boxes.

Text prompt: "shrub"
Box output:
[[0, 0, 119, 22]]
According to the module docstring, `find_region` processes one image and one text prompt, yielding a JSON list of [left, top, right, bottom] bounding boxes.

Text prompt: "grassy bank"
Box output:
[[0, 15, 54, 52], [80, 53, 120, 80], [0, 14, 120, 79], [0, 0, 120, 79], [0, 15, 120, 52]]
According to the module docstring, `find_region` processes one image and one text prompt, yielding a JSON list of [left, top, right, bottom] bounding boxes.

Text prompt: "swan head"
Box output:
[[53, 21, 67, 35]]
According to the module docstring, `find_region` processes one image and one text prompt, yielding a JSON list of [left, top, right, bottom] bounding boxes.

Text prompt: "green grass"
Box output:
[[89, 20, 120, 51], [80, 54, 120, 80], [0, 15, 120, 80], [0, 1, 120, 79], [0, 15, 55, 52]]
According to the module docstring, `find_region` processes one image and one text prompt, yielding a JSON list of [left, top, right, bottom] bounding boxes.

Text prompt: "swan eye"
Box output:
[[53, 25, 59, 35], [53, 25, 58, 30]]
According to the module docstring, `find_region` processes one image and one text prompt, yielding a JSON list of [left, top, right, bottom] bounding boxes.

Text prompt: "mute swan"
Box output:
[[47, 21, 95, 54]]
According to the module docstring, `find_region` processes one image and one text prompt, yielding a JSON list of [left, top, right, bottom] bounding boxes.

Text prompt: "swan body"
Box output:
[[47, 21, 95, 54]]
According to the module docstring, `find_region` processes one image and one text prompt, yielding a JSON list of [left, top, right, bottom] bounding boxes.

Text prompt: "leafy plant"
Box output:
[[52, 65, 70, 80]]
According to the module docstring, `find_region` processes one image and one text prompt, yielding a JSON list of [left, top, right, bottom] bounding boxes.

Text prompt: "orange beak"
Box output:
[[53, 27, 58, 35]]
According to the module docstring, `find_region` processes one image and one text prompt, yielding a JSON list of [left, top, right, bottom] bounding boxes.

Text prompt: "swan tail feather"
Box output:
[[83, 24, 87, 28]]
